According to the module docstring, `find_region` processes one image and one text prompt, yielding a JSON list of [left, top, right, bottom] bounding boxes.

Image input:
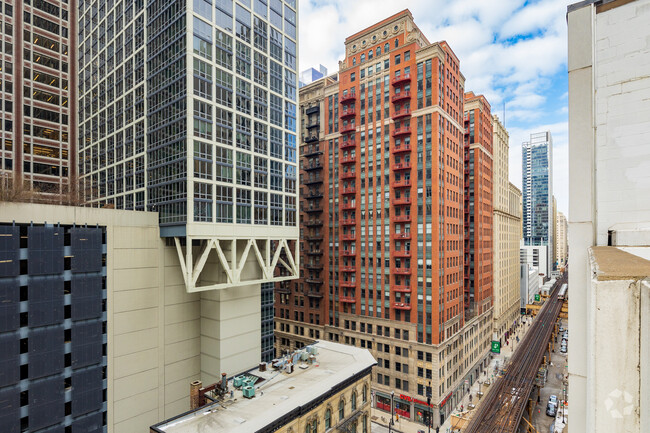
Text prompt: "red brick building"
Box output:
[[276, 11, 493, 427]]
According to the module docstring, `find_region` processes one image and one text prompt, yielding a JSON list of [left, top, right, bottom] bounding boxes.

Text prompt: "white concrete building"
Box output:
[[568, 0, 650, 431], [520, 244, 549, 279], [556, 211, 568, 268], [520, 263, 541, 311]]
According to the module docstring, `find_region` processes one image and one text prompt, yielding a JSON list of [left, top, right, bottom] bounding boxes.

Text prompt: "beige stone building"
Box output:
[[556, 211, 568, 268], [491, 115, 523, 343], [0, 203, 287, 432], [150, 341, 375, 433]]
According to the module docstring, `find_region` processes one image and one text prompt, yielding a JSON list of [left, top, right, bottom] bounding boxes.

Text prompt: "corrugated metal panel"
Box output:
[[71, 276, 102, 321], [28, 277, 64, 327], [71, 228, 103, 273], [29, 326, 64, 380], [29, 375, 64, 430], [27, 226, 64, 276], [72, 366, 103, 416], [0, 226, 20, 277], [72, 412, 103, 433], [0, 384, 20, 433], [0, 279, 20, 332], [0, 332, 19, 387], [71, 321, 102, 369]]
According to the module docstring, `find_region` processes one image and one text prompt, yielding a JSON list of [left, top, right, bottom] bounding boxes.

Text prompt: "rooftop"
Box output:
[[151, 341, 376, 433], [591, 246, 650, 281]]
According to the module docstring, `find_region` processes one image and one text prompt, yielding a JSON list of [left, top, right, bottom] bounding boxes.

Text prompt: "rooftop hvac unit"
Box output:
[[301, 351, 309, 361], [242, 386, 255, 398], [242, 378, 255, 388], [234, 376, 245, 388]]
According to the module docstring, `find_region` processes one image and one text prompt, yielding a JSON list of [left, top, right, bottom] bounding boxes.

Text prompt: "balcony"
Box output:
[[392, 126, 412, 137], [340, 266, 355, 273], [307, 290, 324, 298], [392, 143, 411, 154], [305, 262, 324, 270], [394, 250, 411, 258], [392, 285, 411, 293], [275, 285, 291, 294], [340, 93, 356, 104], [341, 233, 356, 241], [304, 135, 319, 143], [340, 296, 356, 303], [391, 90, 411, 102], [393, 107, 411, 119], [341, 171, 356, 180], [393, 267, 411, 275], [304, 176, 323, 185], [304, 206, 323, 213], [341, 250, 356, 257], [305, 234, 323, 241], [306, 278, 323, 285], [341, 218, 356, 226], [340, 280, 356, 288], [393, 232, 411, 240], [304, 162, 323, 171], [305, 219, 323, 227], [304, 146, 323, 157], [340, 139, 356, 150], [306, 106, 320, 115], [341, 202, 356, 210], [305, 191, 323, 199], [340, 123, 356, 134], [391, 74, 411, 86], [393, 197, 411, 206], [394, 215, 411, 222], [306, 122, 320, 129], [341, 187, 356, 195], [341, 155, 356, 164], [393, 161, 411, 171], [306, 249, 322, 256], [393, 302, 412, 310], [393, 178, 411, 188], [340, 107, 356, 118]]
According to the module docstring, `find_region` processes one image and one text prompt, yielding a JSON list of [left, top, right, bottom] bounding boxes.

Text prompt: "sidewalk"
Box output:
[[371, 316, 536, 433]]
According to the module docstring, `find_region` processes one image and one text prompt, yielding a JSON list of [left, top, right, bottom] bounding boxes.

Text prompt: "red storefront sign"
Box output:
[[439, 392, 453, 408], [399, 394, 435, 408]]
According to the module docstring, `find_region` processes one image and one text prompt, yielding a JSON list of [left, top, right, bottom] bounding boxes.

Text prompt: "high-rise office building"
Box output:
[[491, 115, 522, 343], [463, 92, 493, 320], [0, 1, 77, 195], [522, 131, 553, 275], [276, 11, 493, 428], [299, 64, 327, 87]]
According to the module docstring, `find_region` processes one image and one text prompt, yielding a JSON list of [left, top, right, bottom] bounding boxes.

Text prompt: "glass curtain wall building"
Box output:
[[78, 0, 300, 291], [521, 131, 553, 272]]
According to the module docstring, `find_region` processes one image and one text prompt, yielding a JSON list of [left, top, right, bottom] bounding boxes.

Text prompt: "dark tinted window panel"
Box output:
[[72, 412, 103, 433], [29, 375, 64, 430], [29, 326, 64, 379], [0, 332, 20, 387], [35, 425, 65, 433], [0, 226, 20, 277], [71, 228, 103, 273], [71, 322, 102, 369], [71, 276, 102, 321], [28, 277, 64, 327], [0, 385, 20, 433], [27, 226, 64, 275], [0, 279, 20, 332], [72, 366, 103, 416]]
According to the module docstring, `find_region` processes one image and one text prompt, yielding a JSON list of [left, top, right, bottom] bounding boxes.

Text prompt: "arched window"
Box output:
[[362, 414, 368, 433], [368, 50, 373, 60], [305, 423, 310, 433], [376, 47, 381, 56], [339, 399, 345, 420], [352, 57, 356, 66], [360, 53, 366, 63], [325, 408, 331, 428], [351, 392, 357, 410], [384, 43, 389, 52], [394, 39, 399, 48]]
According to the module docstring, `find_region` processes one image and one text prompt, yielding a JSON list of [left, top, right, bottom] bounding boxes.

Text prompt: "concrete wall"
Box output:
[[0, 203, 263, 432], [568, 1, 650, 431]]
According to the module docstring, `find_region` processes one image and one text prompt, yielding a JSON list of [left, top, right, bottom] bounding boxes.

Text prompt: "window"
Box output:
[[395, 54, 401, 65], [404, 50, 411, 61], [339, 399, 345, 420], [325, 409, 331, 428], [350, 72, 356, 82], [394, 38, 399, 48], [351, 392, 357, 410]]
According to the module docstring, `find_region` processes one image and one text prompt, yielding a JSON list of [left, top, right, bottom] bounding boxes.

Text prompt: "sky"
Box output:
[[298, 0, 571, 216]]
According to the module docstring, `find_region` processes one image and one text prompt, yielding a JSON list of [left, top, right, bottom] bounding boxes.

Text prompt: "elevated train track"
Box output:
[[465, 273, 568, 433]]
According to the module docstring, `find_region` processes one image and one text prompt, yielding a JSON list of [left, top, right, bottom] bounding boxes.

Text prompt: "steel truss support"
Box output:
[[173, 236, 299, 293]]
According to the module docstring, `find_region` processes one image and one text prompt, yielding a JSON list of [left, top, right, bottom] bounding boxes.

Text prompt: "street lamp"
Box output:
[[427, 380, 432, 433], [390, 391, 395, 432]]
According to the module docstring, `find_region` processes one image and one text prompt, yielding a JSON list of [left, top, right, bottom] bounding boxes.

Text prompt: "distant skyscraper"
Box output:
[[299, 64, 328, 87], [0, 1, 77, 195], [521, 131, 553, 274]]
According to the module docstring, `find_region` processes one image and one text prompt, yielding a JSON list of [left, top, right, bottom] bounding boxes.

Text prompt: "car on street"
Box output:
[[560, 343, 567, 354], [559, 326, 564, 333], [549, 395, 558, 406], [546, 402, 557, 417]]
